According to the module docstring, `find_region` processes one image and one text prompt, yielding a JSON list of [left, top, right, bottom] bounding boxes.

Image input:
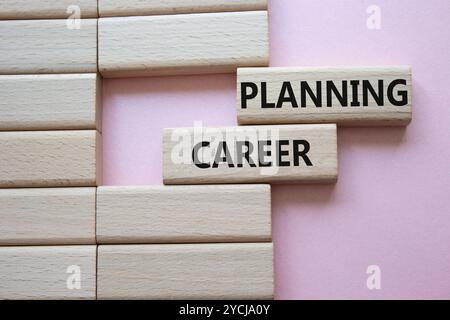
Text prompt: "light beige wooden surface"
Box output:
[[0, 246, 96, 300], [0, 188, 96, 245], [0, 74, 101, 131], [0, 19, 97, 74], [97, 243, 273, 299], [99, 0, 267, 17], [98, 11, 269, 77], [97, 184, 271, 244], [237, 66, 412, 126], [163, 124, 338, 184], [0, 130, 101, 187], [0, 0, 98, 19]]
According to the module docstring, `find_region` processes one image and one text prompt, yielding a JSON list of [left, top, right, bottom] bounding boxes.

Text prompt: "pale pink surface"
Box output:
[[102, 0, 450, 299]]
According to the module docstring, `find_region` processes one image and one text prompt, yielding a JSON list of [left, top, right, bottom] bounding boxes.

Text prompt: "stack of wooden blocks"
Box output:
[[0, 0, 412, 300]]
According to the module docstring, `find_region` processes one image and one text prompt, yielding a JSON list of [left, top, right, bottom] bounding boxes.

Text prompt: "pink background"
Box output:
[[102, 0, 450, 299]]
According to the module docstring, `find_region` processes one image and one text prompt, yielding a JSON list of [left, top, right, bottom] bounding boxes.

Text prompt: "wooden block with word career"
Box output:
[[97, 184, 271, 244], [97, 243, 273, 299], [0, 19, 97, 74], [237, 66, 412, 126], [98, 11, 269, 77], [0, 246, 96, 300], [163, 124, 337, 184], [99, 0, 267, 17], [0, 0, 98, 19], [0, 188, 96, 246], [0, 74, 101, 131], [0, 131, 101, 188]]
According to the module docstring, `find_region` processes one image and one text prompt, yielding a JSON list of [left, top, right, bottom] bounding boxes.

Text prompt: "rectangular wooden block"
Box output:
[[98, 11, 269, 77], [97, 184, 271, 244], [163, 124, 338, 184], [99, 0, 267, 17], [0, 246, 96, 300], [0, 74, 101, 131], [0, 0, 98, 19], [97, 243, 273, 299], [0, 130, 101, 188], [0, 188, 96, 245], [237, 66, 412, 126], [0, 19, 97, 74]]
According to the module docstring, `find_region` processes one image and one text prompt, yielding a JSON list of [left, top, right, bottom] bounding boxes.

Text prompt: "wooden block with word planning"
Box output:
[[0, 188, 96, 246], [97, 243, 273, 299], [237, 66, 412, 126], [0, 19, 97, 74], [163, 124, 338, 184], [0, 130, 101, 188], [0, 0, 98, 19], [98, 11, 269, 77], [99, 0, 268, 17], [97, 184, 271, 244], [0, 246, 96, 300], [0, 74, 101, 131]]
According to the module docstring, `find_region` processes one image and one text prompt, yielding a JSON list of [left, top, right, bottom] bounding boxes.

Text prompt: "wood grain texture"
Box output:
[[0, 19, 97, 74], [163, 124, 338, 184], [0, 188, 96, 245], [0, 0, 97, 19], [97, 184, 271, 244], [237, 66, 412, 126], [98, 11, 269, 77], [0, 74, 101, 131], [99, 0, 267, 17], [0, 130, 101, 188], [0, 246, 96, 300], [97, 243, 273, 299]]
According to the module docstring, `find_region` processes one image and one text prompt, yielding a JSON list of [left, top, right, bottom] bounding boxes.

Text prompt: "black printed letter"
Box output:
[[192, 141, 210, 169], [241, 82, 258, 109], [293, 140, 313, 166]]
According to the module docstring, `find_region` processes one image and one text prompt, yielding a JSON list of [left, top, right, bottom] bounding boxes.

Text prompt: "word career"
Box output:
[[192, 139, 312, 169], [163, 125, 338, 184]]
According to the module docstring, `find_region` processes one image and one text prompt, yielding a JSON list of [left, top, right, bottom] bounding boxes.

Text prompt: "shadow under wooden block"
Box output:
[[97, 243, 274, 299], [163, 124, 338, 184], [0, 188, 96, 245], [97, 184, 271, 244], [0, 0, 98, 19], [0, 74, 101, 131], [0, 246, 96, 300], [0, 130, 102, 188], [99, 0, 267, 17], [98, 11, 269, 77], [0, 19, 97, 74], [237, 66, 412, 126]]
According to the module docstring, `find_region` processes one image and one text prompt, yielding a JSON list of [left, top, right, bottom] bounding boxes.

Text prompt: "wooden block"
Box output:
[[0, 130, 101, 188], [99, 0, 267, 17], [0, 246, 96, 300], [0, 0, 98, 19], [0, 188, 96, 245], [98, 11, 269, 77], [237, 66, 412, 126], [0, 74, 101, 131], [163, 124, 337, 184], [0, 19, 97, 74], [97, 184, 271, 244], [97, 243, 273, 299]]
